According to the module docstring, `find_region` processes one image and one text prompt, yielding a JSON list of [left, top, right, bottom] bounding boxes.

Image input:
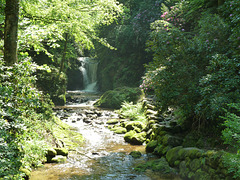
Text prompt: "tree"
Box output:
[[4, 0, 19, 65]]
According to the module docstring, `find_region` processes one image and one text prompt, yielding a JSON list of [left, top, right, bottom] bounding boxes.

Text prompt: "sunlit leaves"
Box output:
[[19, 0, 123, 53]]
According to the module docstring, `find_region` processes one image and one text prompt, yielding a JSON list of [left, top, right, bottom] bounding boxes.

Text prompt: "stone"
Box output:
[[166, 146, 183, 166], [129, 151, 142, 158], [54, 148, 68, 156], [111, 127, 127, 134], [125, 121, 145, 131], [51, 155, 67, 163], [146, 140, 158, 153], [106, 119, 119, 125], [46, 148, 57, 156], [124, 130, 146, 145]]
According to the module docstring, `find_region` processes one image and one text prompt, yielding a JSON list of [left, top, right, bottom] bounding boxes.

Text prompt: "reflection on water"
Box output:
[[30, 91, 181, 180]]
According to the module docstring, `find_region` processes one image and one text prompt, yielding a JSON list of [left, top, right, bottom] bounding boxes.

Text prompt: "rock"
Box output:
[[125, 121, 145, 132], [166, 146, 183, 166], [94, 87, 143, 109], [129, 151, 142, 158], [145, 109, 158, 116], [46, 148, 57, 156], [146, 140, 158, 153], [54, 148, 68, 156], [106, 119, 119, 125], [124, 130, 146, 145], [111, 127, 127, 134], [20, 167, 31, 180], [51, 155, 67, 163]]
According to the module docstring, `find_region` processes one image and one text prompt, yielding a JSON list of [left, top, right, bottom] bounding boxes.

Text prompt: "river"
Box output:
[[30, 91, 181, 180]]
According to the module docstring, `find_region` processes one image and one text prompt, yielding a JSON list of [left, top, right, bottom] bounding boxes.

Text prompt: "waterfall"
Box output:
[[78, 57, 98, 92]]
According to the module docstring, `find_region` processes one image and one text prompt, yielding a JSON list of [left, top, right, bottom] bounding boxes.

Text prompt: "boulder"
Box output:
[[146, 140, 158, 153], [111, 127, 127, 134], [51, 155, 67, 163], [124, 130, 146, 145], [94, 87, 143, 109], [54, 148, 68, 156], [106, 119, 119, 125], [129, 151, 142, 158]]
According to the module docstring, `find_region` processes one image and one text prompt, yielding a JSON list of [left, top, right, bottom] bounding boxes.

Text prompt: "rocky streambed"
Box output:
[[30, 91, 180, 180]]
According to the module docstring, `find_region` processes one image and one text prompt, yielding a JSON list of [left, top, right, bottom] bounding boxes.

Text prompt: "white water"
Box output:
[[78, 57, 98, 92]]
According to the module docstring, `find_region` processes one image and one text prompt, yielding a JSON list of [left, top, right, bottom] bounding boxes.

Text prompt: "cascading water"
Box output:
[[78, 57, 98, 92]]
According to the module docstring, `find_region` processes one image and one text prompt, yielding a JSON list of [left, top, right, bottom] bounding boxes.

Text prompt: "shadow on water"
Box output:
[[30, 91, 181, 180]]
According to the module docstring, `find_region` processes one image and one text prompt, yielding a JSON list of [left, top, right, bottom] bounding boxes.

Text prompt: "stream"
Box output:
[[30, 91, 181, 180]]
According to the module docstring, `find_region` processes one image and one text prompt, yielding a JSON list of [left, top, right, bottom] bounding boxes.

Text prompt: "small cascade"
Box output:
[[78, 57, 98, 92]]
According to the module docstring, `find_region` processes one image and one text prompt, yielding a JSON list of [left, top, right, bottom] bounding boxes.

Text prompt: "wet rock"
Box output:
[[47, 148, 57, 156], [125, 121, 145, 132], [146, 140, 158, 153], [83, 118, 92, 123], [54, 148, 68, 156], [111, 127, 127, 134], [106, 119, 119, 125], [124, 130, 146, 145], [51, 155, 67, 163], [129, 151, 142, 158]]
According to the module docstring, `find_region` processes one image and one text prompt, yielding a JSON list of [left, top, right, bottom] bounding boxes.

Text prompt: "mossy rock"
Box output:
[[124, 130, 146, 145], [46, 148, 57, 156], [106, 119, 119, 125], [166, 146, 183, 166], [125, 121, 145, 132], [50, 155, 67, 163], [178, 147, 204, 160], [129, 151, 142, 158], [194, 169, 211, 180], [189, 158, 202, 172], [20, 167, 31, 180], [135, 157, 177, 175], [54, 148, 68, 156], [161, 134, 183, 146], [94, 87, 143, 109], [146, 140, 158, 153], [111, 126, 127, 134]]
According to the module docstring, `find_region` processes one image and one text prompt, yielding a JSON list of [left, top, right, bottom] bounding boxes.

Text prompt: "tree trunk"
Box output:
[[59, 33, 69, 73], [4, 0, 19, 65]]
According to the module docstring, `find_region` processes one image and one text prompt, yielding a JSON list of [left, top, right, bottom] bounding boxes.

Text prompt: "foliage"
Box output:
[[116, 101, 146, 122], [222, 103, 240, 151], [222, 152, 240, 179], [19, 0, 123, 54], [96, 0, 173, 91], [0, 57, 54, 179], [142, 0, 232, 126]]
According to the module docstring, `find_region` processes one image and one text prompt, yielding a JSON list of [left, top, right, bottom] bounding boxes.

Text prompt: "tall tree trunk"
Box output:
[[4, 0, 19, 65], [59, 33, 69, 73]]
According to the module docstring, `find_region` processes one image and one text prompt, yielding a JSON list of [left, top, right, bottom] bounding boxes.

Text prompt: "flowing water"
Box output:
[[30, 91, 181, 180]]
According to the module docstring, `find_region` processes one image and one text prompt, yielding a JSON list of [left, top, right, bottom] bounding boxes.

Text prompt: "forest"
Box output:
[[0, 0, 240, 179]]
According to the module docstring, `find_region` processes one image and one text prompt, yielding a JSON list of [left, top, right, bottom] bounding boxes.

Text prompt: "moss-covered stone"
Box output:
[[46, 148, 57, 156], [125, 121, 145, 132], [124, 130, 146, 145], [50, 155, 67, 163], [106, 119, 119, 125], [111, 126, 127, 134], [166, 146, 183, 166], [54, 148, 68, 156], [129, 151, 142, 158], [146, 140, 158, 153], [94, 87, 143, 109], [189, 158, 201, 171]]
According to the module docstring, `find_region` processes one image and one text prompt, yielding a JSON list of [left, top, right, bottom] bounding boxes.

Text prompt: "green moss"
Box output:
[[146, 140, 158, 153], [106, 119, 119, 125], [129, 151, 142, 158], [52, 118, 84, 149], [111, 127, 127, 134], [166, 146, 183, 166], [124, 130, 146, 145], [94, 87, 143, 109], [54, 148, 68, 156]]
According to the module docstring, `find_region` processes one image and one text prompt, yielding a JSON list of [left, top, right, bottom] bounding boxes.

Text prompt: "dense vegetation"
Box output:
[[0, 0, 240, 179]]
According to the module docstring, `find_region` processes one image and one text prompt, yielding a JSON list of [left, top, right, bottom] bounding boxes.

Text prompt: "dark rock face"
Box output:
[[67, 68, 84, 90]]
